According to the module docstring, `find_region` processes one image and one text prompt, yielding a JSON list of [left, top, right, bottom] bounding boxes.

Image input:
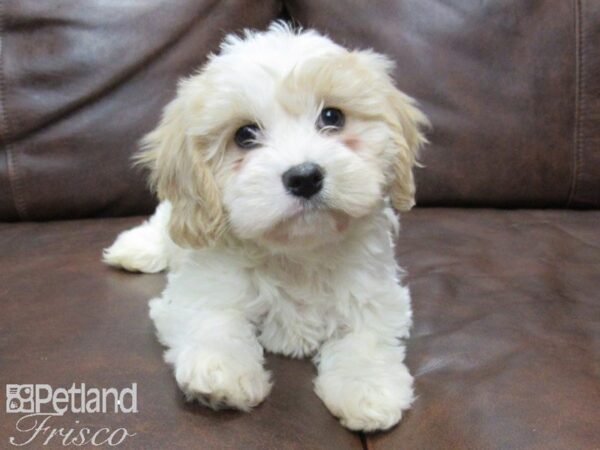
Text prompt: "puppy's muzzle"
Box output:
[[282, 162, 324, 199]]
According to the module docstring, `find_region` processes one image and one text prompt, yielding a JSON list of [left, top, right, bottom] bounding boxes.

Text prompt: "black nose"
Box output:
[[282, 162, 324, 199]]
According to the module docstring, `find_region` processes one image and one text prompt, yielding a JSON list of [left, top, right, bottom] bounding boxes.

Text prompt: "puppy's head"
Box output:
[[139, 23, 428, 250]]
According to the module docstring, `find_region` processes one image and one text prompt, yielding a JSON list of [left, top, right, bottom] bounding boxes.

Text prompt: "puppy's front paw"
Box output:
[[170, 349, 272, 411], [314, 363, 414, 432]]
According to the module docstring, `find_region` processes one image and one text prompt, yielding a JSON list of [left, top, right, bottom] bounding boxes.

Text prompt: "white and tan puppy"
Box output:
[[104, 22, 427, 432]]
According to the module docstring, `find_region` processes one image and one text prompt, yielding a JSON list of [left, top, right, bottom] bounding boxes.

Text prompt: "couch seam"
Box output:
[[0, 0, 28, 219], [359, 432, 370, 450], [567, 0, 583, 207]]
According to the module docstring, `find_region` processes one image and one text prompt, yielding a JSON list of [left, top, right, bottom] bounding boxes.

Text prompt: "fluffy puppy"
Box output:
[[104, 22, 428, 432]]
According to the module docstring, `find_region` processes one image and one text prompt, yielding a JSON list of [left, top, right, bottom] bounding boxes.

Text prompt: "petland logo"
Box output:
[[5, 383, 137, 447]]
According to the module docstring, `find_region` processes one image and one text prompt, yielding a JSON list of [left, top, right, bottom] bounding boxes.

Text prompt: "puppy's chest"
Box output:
[[250, 262, 340, 311], [248, 262, 345, 357], [244, 262, 350, 356]]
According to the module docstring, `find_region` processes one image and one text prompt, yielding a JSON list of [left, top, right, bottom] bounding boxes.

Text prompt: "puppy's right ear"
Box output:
[[136, 83, 226, 248]]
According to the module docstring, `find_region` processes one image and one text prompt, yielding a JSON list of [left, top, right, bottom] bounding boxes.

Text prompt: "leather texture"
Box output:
[[2, 1, 599, 221], [286, 0, 600, 208], [1, 210, 599, 449], [570, 0, 600, 207], [377, 208, 600, 449], [0, 0, 282, 220]]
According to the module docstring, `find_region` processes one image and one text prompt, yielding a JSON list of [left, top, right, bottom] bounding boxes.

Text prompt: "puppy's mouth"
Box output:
[[263, 202, 350, 246], [285, 195, 327, 217]]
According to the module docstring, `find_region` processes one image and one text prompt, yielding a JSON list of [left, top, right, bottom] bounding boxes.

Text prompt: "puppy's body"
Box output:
[[104, 23, 427, 432]]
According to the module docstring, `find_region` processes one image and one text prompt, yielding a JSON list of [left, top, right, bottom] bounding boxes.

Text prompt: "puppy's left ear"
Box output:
[[355, 51, 429, 212], [387, 88, 429, 211]]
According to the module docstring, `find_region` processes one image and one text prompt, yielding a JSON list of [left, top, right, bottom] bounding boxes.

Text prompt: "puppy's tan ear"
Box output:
[[136, 84, 226, 248], [387, 88, 429, 211], [354, 51, 429, 212]]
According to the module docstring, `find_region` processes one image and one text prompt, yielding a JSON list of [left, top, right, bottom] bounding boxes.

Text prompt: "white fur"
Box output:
[[103, 22, 425, 432], [103, 202, 181, 273]]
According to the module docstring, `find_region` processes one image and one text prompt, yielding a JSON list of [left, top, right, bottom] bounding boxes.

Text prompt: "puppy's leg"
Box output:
[[314, 279, 413, 432], [150, 298, 272, 411], [103, 201, 179, 273], [314, 329, 413, 432]]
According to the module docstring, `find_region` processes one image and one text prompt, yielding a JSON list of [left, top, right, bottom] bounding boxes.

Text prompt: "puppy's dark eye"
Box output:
[[317, 107, 345, 131], [234, 124, 261, 149]]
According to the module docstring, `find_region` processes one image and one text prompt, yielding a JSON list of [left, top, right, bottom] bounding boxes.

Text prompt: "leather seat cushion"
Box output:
[[1, 208, 599, 448]]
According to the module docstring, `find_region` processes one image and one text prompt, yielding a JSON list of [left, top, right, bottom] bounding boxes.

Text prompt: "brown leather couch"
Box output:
[[1, 1, 599, 449]]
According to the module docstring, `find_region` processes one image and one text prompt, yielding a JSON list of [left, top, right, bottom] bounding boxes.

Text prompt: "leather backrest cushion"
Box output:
[[1, 1, 598, 220], [0, 0, 282, 220], [287, 0, 600, 208]]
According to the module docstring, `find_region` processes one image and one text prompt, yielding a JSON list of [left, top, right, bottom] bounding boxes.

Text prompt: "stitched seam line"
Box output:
[[0, 0, 27, 219], [568, 0, 584, 206]]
